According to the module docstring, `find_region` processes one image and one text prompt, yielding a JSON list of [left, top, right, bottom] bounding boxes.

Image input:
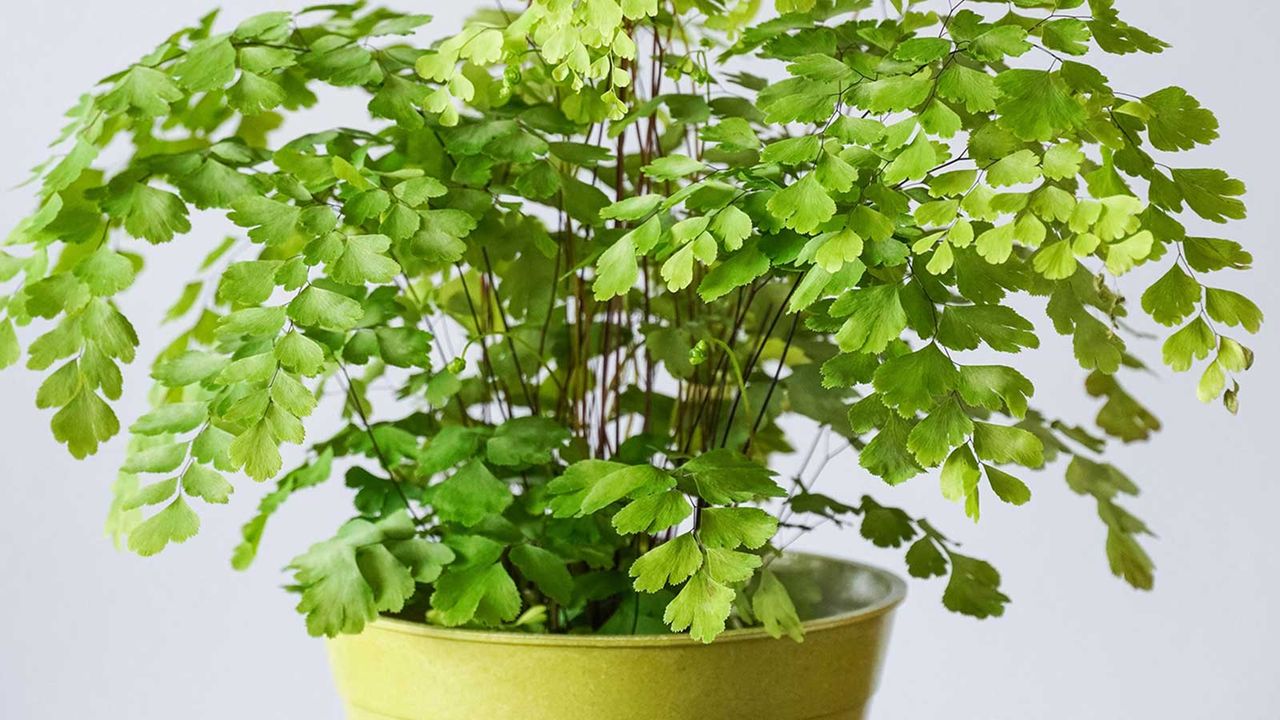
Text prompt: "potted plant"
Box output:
[[0, 0, 1261, 716]]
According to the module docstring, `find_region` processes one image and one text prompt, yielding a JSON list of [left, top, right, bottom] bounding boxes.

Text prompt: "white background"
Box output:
[[1, 2, 1276, 718]]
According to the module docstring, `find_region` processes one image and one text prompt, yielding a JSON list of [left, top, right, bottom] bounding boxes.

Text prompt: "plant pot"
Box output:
[[326, 553, 906, 720]]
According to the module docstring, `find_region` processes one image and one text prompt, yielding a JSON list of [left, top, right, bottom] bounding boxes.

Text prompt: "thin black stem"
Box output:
[[743, 311, 800, 454], [337, 363, 423, 526], [719, 275, 803, 447], [482, 248, 538, 413], [456, 263, 514, 421]]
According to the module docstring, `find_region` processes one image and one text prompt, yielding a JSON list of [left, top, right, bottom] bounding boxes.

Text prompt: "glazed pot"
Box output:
[[327, 552, 906, 720]]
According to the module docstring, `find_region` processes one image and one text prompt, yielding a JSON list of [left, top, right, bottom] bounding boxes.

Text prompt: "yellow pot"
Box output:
[[327, 553, 906, 720]]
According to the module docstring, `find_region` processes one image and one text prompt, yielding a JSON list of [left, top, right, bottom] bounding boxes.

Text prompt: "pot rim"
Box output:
[[366, 551, 907, 648]]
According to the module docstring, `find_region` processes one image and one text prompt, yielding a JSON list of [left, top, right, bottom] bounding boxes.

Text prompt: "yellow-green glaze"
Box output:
[[327, 553, 905, 720]]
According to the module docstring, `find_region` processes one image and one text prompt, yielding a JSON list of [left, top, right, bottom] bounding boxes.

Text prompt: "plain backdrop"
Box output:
[[1, 2, 1276, 719]]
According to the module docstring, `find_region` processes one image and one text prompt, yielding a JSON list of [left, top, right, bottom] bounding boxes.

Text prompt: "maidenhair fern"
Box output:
[[0, 0, 1259, 642]]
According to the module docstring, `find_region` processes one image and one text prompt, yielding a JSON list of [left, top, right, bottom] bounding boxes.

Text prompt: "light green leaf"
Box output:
[[128, 496, 200, 557], [0, 319, 20, 370], [432, 461, 513, 526], [121, 185, 192, 244], [1032, 240, 1078, 280], [612, 490, 693, 535], [233, 12, 292, 43], [895, 37, 953, 63], [787, 53, 855, 84], [1042, 18, 1092, 55], [915, 200, 959, 228], [548, 459, 624, 518], [663, 566, 735, 643], [1171, 169, 1246, 224], [510, 544, 574, 606], [767, 174, 835, 235], [393, 176, 447, 206], [1197, 361, 1227, 403], [852, 75, 932, 113], [369, 75, 430, 128], [228, 71, 287, 115], [698, 247, 770, 301], [752, 570, 804, 642], [292, 513, 425, 636], [1141, 264, 1202, 326], [154, 351, 229, 387], [929, 170, 978, 198], [995, 69, 1085, 142], [710, 206, 753, 251], [122, 477, 178, 511], [344, 189, 392, 225], [643, 155, 705, 181], [817, 152, 859, 193], [367, 327, 426, 371], [860, 414, 921, 485], [25, 275, 87, 319], [230, 420, 283, 481], [102, 65, 183, 117], [622, 0, 659, 19], [218, 260, 281, 305], [956, 365, 1034, 419], [972, 422, 1045, 468], [907, 399, 974, 467], [485, 417, 570, 467], [593, 235, 639, 301], [938, 305, 1039, 353], [401, 208, 473, 262], [288, 286, 364, 331], [873, 344, 958, 417], [130, 402, 207, 436], [330, 234, 401, 285], [74, 248, 136, 297], [968, 25, 1031, 61], [229, 197, 301, 246], [1042, 142, 1084, 181], [1144, 87, 1219, 152], [173, 36, 237, 92], [985, 465, 1031, 505], [631, 534, 703, 592], [660, 243, 696, 292], [974, 223, 1016, 264], [270, 372, 316, 418], [940, 445, 981, 504], [702, 117, 760, 151], [601, 194, 663, 221], [1204, 288, 1263, 333], [832, 285, 907, 355], [580, 464, 675, 515], [883, 132, 938, 185], [1104, 231, 1155, 275], [679, 449, 784, 505], [217, 352, 275, 385], [703, 547, 761, 584], [942, 553, 1009, 618], [700, 507, 778, 550], [761, 136, 821, 165], [51, 388, 120, 459], [938, 65, 999, 113], [182, 464, 234, 504], [986, 150, 1041, 187]]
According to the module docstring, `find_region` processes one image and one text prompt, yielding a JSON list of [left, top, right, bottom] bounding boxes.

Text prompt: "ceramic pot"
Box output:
[[327, 552, 906, 720]]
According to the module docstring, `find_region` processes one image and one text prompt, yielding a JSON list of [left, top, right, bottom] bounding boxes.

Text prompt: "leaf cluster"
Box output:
[[1, 0, 1258, 643]]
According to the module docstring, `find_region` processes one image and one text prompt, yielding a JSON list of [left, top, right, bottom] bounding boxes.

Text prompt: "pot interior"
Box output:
[[769, 553, 906, 625], [378, 551, 905, 641]]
